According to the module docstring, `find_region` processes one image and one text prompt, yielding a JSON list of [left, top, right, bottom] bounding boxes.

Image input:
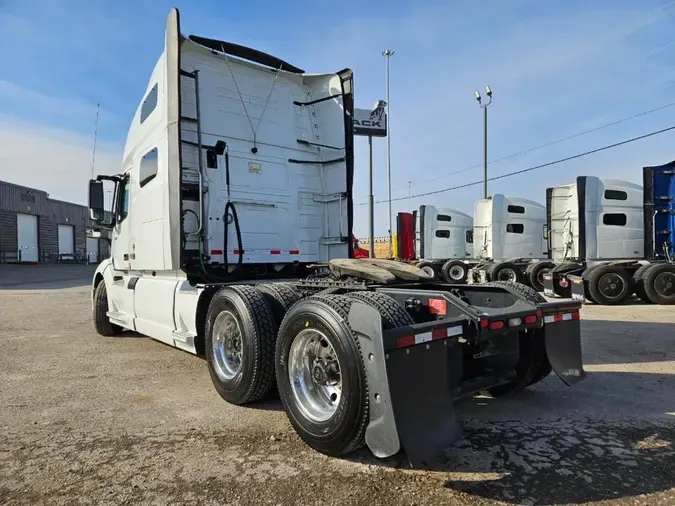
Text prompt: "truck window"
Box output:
[[465, 230, 473, 243], [604, 189, 627, 201], [140, 84, 158, 124], [603, 213, 627, 226], [507, 205, 525, 214], [507, 223, 524, 234], [116, 177, 130, 224], [435, 230, 450, 238], [139, 148, 159, 188], [437, 214, 451, 222]]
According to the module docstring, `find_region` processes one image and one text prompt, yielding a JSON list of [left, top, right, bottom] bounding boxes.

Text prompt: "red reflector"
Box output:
[[431, 328, 447, 340], [270, 250, 281, 255], [554, 313, 564, 322], [524, 314, 537, 324], [210, 249, 223, 255], [570, 311, 580, 320], [289, 250, 300, 255], [489, 320, 505, 330], [536, 308, 543, 317], [233, 249, 245, 255], [480, 319, 489, 328], [396, 336, 415, 348], [428, 298, 447, 315]]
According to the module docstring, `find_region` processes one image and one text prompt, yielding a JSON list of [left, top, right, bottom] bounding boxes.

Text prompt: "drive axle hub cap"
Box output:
[[450, 266, 464, 280], [212, 311, 243, 380], [289, 329, 342, 422], [599, 273, 625, 299], [655, 272, 675, 297]]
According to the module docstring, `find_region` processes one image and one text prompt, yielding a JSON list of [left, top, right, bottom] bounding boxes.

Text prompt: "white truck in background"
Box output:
[[87, 7, 587, 467], [543, 172, 675, 305]]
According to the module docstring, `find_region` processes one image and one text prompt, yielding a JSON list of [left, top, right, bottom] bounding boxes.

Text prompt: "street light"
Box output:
[[475, 85, 493, 199], [382, 49, 395, 257]]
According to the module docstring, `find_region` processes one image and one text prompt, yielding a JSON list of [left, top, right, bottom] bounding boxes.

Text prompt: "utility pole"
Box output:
[[368, 135, 375, 258], [474, 86, 493, 199], [382, 49, 395, 257]]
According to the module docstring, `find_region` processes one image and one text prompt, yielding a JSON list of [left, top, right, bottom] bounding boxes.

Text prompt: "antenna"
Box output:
[[91, 103, 100, 179]]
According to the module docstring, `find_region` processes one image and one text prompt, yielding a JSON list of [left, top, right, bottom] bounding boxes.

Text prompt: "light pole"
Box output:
[[383, 49, 394, 257], [474, 85, 492, 199], [408, 181, 412, 211]]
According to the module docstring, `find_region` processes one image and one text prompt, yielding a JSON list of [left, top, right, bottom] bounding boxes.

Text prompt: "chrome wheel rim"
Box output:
[[289, 329, 342, 422], [497, 268, 517, 282], [212, 310, 243, 381]]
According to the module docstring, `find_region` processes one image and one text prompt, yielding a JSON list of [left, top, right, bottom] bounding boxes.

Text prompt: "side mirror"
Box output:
[[89, 180, 105, 222]]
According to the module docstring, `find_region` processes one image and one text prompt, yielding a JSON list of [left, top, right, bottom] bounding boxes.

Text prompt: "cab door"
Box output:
[[111, 173, 132, 271]]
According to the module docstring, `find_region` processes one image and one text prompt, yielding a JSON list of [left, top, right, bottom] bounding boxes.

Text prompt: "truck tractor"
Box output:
[[543, 170, 675, 305], [88, 7, 587, 467]]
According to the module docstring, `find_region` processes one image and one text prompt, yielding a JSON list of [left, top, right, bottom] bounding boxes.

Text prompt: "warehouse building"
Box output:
[[0, 180, 109, 264]]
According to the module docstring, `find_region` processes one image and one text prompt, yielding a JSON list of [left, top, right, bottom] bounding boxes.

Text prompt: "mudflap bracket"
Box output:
[[348, 302, 465, 467], [539, 300, 587, 385]]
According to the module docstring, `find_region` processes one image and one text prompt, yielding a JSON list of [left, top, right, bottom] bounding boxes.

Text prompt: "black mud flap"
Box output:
[[348, 302, 465, 467], [540, 301, 586, 386], [542, 272, 556, 297], [568, 275, 586, 303]]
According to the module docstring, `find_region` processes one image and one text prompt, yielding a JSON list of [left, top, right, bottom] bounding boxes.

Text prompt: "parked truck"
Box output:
[[542, 169, 675, 305], [87, 8, 586, 467], [400, 195, 554, 291]]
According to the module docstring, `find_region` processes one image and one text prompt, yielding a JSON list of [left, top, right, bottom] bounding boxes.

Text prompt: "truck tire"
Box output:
[[487, 262, 522, 284], [441, 260, 468, 284], [93, 281, 123, 336], [580, 266, 599, 304], [587, 265, 633, 305], [275, 294, 369, 457], [256, 283, 304, 325], [346, 291, 415, 328], [483, 281, 553, 393], [205, 285, 277, 405], [416, 261, 436, 279], [633, 263, 653, 303], [526, 261, 554, 293], [643, 264, 675, 305]]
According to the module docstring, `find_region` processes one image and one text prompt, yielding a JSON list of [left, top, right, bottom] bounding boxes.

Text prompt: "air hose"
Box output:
[[223, 146, 243, 272]]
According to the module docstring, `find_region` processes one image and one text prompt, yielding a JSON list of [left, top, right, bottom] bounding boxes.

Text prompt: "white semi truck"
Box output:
[[408, 195, 553, 291], [543, 171, 675, 305], [88, 8, 587, 466]]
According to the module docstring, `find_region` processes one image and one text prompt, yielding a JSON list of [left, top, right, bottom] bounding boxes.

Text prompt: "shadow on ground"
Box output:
[[0, 264, 97, 290], [342, 367, 675, 504]]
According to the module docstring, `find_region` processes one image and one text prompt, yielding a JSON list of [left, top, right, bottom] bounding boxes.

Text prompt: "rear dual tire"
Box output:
[[275, 291, 412, 457]]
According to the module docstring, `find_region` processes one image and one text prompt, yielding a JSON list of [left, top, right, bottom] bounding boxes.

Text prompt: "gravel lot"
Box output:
[[1, 265, 674, 506]]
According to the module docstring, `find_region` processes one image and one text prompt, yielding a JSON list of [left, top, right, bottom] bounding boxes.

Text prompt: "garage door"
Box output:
[[58, 224, 75, 255], [17, 213, 39, 262], [86, 237, 99, 264]]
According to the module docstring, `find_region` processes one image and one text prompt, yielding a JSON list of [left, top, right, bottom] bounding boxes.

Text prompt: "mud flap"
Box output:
[[568, 275, 586, 302], [348, 302, 465, 467], [540, 302, 586, 386], [542, 273, 556, 297]]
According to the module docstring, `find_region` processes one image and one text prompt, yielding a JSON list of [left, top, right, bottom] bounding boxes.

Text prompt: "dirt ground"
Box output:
[[1, 265, 674, 506]]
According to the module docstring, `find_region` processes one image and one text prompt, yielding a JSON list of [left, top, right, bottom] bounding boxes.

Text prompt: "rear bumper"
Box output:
[[348, 296, 585, 466]]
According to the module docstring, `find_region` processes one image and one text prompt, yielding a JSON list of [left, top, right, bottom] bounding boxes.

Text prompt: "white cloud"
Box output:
[[0, 115, 122, 205]]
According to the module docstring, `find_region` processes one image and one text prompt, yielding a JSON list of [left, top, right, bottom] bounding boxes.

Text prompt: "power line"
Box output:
[[357, 100, 675, 202], [358, 124, 675, 206]]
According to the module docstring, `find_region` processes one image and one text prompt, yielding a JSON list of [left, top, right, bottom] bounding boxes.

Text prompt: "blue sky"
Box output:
[[1, 0, 674, 237]]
